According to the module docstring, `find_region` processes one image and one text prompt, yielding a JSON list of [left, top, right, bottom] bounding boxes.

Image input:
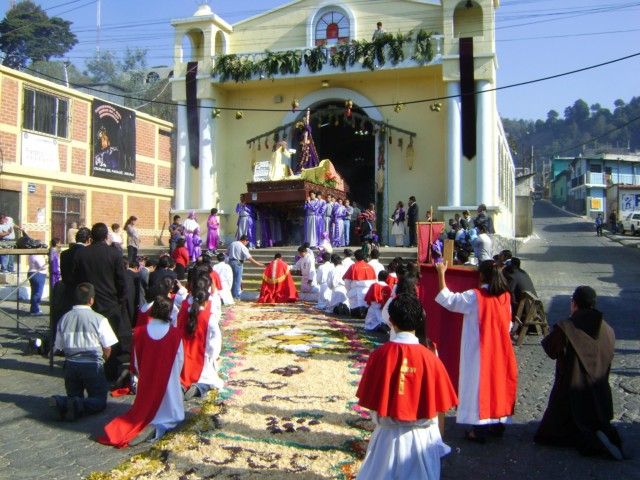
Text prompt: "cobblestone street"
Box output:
[[0, 199, 638, 479]]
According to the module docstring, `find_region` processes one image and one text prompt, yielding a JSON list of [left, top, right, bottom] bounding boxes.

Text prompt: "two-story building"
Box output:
[[170, 0, 515, 243], [563, 151, 640, 217], [0, 65, 174, 247]]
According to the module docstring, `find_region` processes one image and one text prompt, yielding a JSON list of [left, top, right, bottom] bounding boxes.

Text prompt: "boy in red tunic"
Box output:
[[258, 253, 298, 303], [98, 295, 184, 447], [356, 294, 458, 480]]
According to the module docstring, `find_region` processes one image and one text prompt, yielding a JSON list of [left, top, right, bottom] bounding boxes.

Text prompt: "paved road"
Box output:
[[0, 200, 638, 479], [441, 200, 640, 479]]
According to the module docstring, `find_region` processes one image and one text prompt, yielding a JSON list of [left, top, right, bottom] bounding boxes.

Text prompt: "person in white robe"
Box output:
[[212, 253, 235, 306], [315, 252, 334, 310], [293, 246, 318, 301], [137, 318, 184, 439], [325, 255, 350, 313], [367, 249, 385, 278], [344, 251, 376, 311], [434, 261, 515, 441], [342, 249, 355, 270], [364, 271, 390, 331]]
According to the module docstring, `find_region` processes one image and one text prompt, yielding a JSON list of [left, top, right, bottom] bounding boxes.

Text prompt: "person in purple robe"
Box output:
[[246, 204, 258, 248], [331, 198, 346, 247], [259, 207, 273, 248], [304, 192, 320, 247], [183, 211, 200, 262], [49, 238, 62, 288], [207, 208, 220, 251], [315, 193, 327, 244], [236, 197, 251, 240], [192, 227, 203, 262]]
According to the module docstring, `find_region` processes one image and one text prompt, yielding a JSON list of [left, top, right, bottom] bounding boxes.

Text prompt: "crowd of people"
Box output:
[[5, 204, 621, 472]]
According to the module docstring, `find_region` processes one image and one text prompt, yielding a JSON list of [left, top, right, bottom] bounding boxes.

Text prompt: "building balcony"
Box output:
[[605, 172, 640, 185], [209, 34, 444, 84]]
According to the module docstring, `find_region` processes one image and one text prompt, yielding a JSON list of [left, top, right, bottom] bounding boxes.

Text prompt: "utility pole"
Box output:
[[96, 0, 101, 53]]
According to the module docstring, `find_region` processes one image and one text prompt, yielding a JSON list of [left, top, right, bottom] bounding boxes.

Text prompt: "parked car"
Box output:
[[620, 211, 640, 235]]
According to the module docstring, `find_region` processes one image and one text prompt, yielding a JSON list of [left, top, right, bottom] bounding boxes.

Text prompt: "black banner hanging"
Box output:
[[459, 37, 476, 160], [186, 61, 200, 169]]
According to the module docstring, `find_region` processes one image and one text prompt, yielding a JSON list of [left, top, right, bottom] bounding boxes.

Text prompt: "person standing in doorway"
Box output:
[[0, 213, 16, 273], [227, 235, 264, 301], [407, 196, 418, 247], [124, 216, 140, 264]]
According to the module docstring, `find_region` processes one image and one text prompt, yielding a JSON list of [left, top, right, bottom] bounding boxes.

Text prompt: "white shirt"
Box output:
[[28, 254, 47, 273], [342, 257, 355, 270], [294, 253, 317, 286], [228, 240, 252, 262], [368, 259, 385, 278]]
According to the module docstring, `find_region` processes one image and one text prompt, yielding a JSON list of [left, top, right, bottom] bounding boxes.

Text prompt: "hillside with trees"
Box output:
[[503, 97, 640, 170]]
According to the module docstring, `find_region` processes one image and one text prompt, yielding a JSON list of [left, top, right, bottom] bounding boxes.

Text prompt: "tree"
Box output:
[[0, 1, 77, 69]]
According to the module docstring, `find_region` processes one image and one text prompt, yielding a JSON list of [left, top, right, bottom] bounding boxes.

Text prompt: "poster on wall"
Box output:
[[621, 193, 640, 212], [590, 197, 603, 211], [91, 100, 136, 181]]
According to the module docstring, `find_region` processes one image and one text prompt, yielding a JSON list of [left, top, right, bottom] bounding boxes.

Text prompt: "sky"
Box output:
[[1, 0, 639, 120]]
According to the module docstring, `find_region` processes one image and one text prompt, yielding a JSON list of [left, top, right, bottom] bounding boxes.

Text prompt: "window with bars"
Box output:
[[51, 195, 82, 244], [22, 88, 69, 138]]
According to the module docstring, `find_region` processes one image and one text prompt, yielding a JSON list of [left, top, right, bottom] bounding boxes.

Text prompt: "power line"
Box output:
[[21, 50, 640, 113]]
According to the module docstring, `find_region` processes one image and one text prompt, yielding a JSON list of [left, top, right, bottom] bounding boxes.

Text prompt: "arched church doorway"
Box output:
[[295, 101, 376, 209]]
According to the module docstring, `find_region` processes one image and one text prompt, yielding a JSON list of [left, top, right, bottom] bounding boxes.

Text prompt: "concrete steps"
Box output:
[[235, 246, 418, 292], [138, 245, 418, 292]]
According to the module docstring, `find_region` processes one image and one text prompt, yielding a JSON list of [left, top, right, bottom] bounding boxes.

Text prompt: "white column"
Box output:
[[175, 104, 188, 210], [476, 80, 492, 205], [446, 81, 462, 206], [199, 98, 214, 210]]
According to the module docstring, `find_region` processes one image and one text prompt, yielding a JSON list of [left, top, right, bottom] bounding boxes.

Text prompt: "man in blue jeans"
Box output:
[[50, 283, 118, 420], [227, 235, 264, 300]]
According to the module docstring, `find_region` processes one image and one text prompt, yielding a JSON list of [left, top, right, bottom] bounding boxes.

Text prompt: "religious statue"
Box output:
[[269, 141, 293, 181]]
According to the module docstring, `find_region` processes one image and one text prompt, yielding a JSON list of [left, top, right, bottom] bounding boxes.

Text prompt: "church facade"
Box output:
[[171, 0, 515, 243]]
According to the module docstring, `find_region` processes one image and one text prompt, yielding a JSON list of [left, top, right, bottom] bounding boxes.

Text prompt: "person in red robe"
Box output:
[[257, 253, 298, 303], [356, 294, 458, 480], [98, 295, 184, 448], [343, 249, 377, 317], [435, 260, 517, 443], [177, 273, 224, 400]]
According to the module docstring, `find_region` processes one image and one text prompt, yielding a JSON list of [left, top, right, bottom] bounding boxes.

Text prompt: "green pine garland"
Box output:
[[212, 30, 436, 83]]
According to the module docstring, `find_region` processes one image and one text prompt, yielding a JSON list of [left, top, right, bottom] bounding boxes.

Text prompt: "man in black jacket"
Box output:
[[503, 257, 537, 311], [73, 223, 128, 382], [407, 196, 419, 247], [56, 227, 91, 323], [148, 255, 177, 290]]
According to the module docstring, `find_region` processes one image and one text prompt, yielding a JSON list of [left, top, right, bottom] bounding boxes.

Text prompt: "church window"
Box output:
[[315, 10, 350, 46]]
